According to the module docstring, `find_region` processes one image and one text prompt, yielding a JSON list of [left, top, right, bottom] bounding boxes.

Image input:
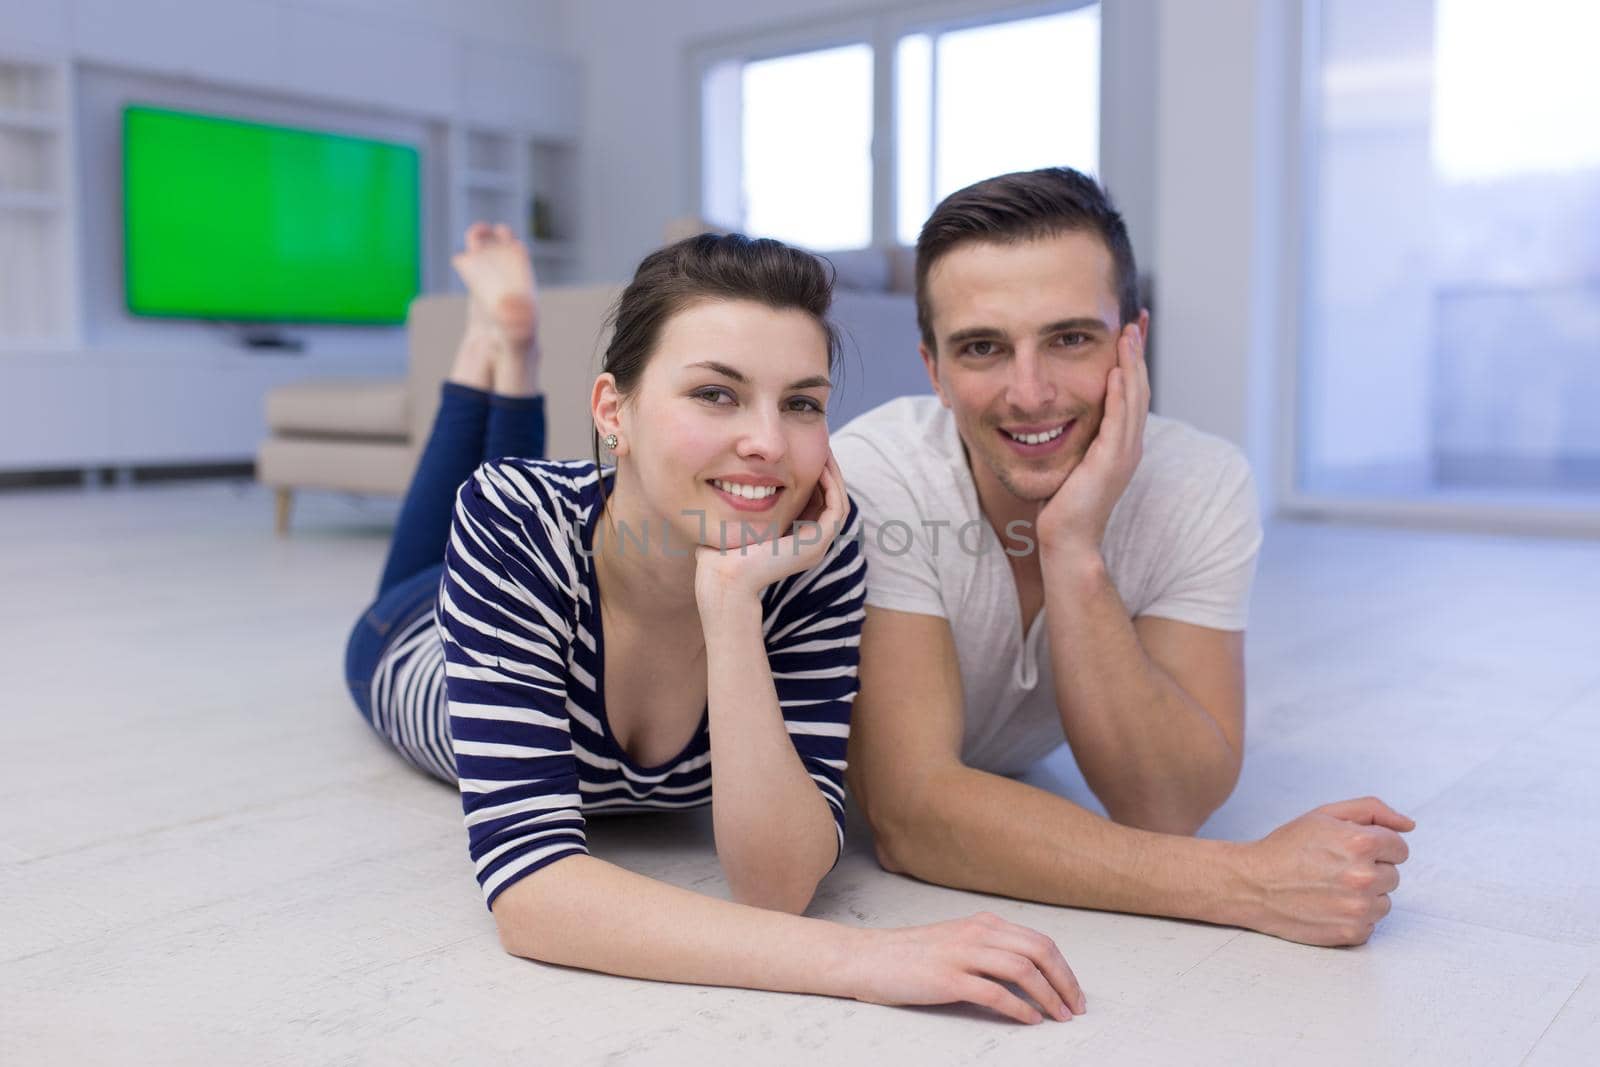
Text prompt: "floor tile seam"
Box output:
[[1516, 971, 1590, 1067], [1388, 901, 1599, 953], [1059, 930, 1245, 1060], [1405, 683, 1600, 821]]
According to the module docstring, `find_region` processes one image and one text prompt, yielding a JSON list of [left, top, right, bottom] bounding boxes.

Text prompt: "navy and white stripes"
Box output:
[[369, 458, 866, 910]]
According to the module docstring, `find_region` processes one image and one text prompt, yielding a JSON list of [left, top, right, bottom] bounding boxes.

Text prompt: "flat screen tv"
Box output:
[[123, 105, 421, 325]]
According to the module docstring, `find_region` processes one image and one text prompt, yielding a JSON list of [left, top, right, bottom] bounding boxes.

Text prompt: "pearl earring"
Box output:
[[603, 433, 619, 450]]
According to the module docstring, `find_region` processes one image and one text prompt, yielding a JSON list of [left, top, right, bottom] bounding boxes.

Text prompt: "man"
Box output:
[[832, 168, 1413, 947]]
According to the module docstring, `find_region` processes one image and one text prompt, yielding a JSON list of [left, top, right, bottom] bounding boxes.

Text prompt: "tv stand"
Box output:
[[239, 327, 306, 353]]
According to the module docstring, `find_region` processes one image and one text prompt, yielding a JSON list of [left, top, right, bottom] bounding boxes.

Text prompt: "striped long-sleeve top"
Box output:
[[434, 458, 867, 910]]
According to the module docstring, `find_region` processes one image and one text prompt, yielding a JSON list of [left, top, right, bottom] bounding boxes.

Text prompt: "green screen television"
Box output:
[[123, 106, 421, 325]]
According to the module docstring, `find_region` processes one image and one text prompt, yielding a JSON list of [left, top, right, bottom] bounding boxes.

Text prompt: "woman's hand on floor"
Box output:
[[846, 911, 1085, 1025]]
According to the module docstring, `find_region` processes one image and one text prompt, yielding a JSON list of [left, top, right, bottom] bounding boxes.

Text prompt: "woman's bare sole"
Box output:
[[453, 222, 538, 344], [446, 223, 541, 395]]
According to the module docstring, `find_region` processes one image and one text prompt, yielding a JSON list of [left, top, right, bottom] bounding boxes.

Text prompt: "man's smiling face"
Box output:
[[920, 230, 1133, 508]]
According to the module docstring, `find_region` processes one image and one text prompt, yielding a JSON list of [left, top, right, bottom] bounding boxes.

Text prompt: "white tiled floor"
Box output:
[[1, 482, 1596, 1065]]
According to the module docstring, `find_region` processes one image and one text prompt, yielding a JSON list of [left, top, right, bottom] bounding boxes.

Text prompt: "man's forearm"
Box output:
[[874, 763, 1254, 926], [704, 603, 837, 911], [1042, 548, 1238, 831]]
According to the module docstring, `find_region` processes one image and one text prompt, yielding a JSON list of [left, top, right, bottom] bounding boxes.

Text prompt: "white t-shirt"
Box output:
[[832, 396, 1263, 776]]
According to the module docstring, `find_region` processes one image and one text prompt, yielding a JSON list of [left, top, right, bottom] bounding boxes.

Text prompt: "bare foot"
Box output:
[[451, 222, 539, 347]]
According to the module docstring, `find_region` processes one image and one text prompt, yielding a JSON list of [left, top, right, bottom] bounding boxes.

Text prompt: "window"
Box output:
[[699, 4, 1102, 252], [702, 43, 875, 251], [896, 7, 1101, 244], [1299, 0, 1600, 507]]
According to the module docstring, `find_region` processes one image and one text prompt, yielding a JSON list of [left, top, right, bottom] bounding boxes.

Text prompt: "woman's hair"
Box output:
[[592, 232, 841, 483]]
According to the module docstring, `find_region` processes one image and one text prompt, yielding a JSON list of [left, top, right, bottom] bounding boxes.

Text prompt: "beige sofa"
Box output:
[[257, 284, 622, 534]]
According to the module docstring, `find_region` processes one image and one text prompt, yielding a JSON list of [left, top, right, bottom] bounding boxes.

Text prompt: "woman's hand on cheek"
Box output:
[[693, 453, 847, 613]]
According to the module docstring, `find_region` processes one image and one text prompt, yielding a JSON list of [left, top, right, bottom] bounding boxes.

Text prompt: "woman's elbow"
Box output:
[[729, 873, 820, 915], [727, 845, 830, 913], [1107, 794, 1218, 837], [494, 903, 542, 960], [489, 866, 565, 960], [735, 892, 812, 916], [496, 919, 528, 958]]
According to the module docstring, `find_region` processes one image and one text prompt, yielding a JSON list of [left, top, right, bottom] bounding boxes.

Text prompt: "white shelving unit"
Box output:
[[0, 56, 79, 348], [448, 125, 579, 285]]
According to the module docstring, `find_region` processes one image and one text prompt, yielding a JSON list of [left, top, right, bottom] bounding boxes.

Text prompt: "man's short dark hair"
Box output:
[[914, 167, 1140, 350]]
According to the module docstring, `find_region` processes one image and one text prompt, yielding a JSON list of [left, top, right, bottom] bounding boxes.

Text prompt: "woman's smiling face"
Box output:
[[607, 298, 833, 550]]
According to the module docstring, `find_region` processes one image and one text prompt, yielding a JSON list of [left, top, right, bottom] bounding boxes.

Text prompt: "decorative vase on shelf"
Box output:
[[530, 196, 555, 241]]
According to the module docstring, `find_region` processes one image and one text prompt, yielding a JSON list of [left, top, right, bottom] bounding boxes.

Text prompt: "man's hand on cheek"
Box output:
[[1035, 323, 1150, 560]]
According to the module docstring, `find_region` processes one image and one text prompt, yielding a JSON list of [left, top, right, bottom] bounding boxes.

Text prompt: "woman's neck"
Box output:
[[591, 480, 702, 625]]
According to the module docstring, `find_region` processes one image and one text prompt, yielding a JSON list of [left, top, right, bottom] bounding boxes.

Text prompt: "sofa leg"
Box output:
[[275, 488, 293, 537]]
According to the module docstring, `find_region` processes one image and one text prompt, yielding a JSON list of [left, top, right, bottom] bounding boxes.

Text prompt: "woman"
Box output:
[[345, 224, 1085, 1025]]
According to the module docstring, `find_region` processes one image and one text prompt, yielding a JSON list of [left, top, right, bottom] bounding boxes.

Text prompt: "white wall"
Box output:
[[1146, 0, 1289, 512], [1, 0, 568, 73]]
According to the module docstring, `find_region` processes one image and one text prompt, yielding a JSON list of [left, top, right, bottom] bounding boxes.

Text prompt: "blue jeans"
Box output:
[[344, 382, 546, 725]]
